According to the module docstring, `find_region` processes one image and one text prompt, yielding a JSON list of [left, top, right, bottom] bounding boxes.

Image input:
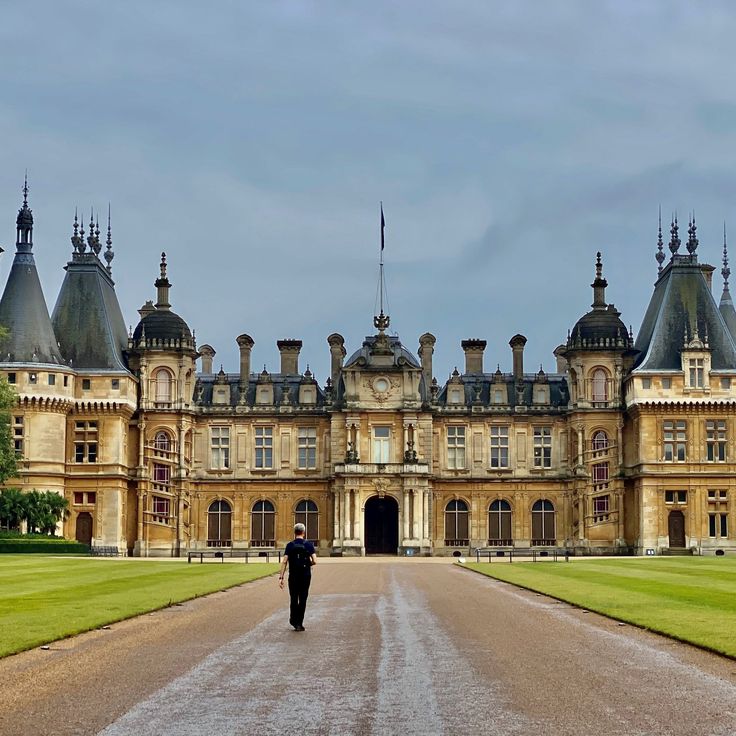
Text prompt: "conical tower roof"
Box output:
[[634, 218, 736, 370], [0, 183, 63, 365], [52, 210, 129, 371], [718, 224, 736, 342]]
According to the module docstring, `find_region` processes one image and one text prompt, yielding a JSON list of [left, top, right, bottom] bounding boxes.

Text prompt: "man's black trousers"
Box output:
[[288, 574, 311, 627]]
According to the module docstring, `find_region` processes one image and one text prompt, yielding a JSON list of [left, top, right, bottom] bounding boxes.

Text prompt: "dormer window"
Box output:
[[681, 327, 711, 390]]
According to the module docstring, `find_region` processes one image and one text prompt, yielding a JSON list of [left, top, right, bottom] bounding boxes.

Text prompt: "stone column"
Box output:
[[333, 490, 341, 544], [423, 490, 430, 542], [403, 490, 410, 540], [343, 490, 351, 540], [412, 491, 419, 539]]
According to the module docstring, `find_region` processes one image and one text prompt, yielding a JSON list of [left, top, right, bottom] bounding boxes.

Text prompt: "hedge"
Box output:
[[0, 538, 89, 554]]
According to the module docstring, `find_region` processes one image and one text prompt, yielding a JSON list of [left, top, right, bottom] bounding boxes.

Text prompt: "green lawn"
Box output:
[[0, 556, 278, 657], [464, 557, 736, 658]]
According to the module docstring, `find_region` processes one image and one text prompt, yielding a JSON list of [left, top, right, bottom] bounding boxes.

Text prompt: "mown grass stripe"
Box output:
[[464, 557, 736, 658], [0, 556, 279, 657]]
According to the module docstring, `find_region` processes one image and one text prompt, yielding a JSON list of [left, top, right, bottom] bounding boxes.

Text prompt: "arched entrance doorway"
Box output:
[[668, 510, 686, 548], [75, 512, 93, 546], [364, 495, 399, 555]]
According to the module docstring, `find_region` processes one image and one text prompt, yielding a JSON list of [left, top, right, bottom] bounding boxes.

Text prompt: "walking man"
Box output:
[[279, 522, 316, 631]]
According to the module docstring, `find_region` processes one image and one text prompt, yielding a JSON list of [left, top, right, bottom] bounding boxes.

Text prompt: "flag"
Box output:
[[380, 203, 385, 252]]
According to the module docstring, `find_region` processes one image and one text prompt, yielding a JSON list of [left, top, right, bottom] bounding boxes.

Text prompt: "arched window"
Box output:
[[154, 368, 173, 405], [154, 431, 172, 457], [444, 499, 469, 545], [488, 499, 512, 545], [592, 430, 609, 452], [531, 499, 556, 545], [295, 499, 319, 542], [208, 500, 232, 547], [251, 500, 275, 546], [591, 369, 608, 403]]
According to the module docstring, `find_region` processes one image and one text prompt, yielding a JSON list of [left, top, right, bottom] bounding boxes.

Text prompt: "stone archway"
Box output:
[[75, 512, 93, 546], [364, 495, 399, 555]]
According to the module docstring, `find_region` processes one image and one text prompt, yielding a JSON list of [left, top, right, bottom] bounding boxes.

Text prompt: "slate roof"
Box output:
[[435, 373, 569, 409], [132, 309, 191, 342], [719, 286, 736, 344], [344, 335, 421, 369], [634, 255, 736, 371], [0, 241, 63, 366], [194, 373, 326, 408], [52, 255, 129, 371]]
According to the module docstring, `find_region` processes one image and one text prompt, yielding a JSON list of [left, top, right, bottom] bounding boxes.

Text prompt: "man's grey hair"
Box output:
[[294, 522, 306, 534]]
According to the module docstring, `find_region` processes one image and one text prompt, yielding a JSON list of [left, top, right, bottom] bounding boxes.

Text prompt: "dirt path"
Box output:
[[1, 560, 735, 735]]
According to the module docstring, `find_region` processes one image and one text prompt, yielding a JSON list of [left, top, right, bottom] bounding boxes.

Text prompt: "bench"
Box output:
[[187, 549, 283, 564], [90, 545, 121, 557], [475, 547, 569, 563]]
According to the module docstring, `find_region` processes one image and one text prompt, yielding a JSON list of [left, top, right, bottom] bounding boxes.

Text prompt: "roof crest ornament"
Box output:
[[686, 212, 698, 255], [104, 204, 114, 274], [656, 206, 665, 274], [669, 214, 680, 255], [722, 222, 730, 293]]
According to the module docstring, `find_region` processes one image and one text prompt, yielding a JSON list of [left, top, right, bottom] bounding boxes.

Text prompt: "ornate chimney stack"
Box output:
[[461, 338, 486, 374], [277, 339, 302, 375], [418, 332, 436, 389], [236, 334, 254, 384], [199, 344, 216, 374], [509, 334, 527, 382]]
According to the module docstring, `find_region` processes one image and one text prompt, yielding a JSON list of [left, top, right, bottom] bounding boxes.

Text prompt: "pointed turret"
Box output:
[[0, 179, 63, 364], [52, 204, 129, 371], [718, 223, 736, 341], [635, 216, 736, 371]]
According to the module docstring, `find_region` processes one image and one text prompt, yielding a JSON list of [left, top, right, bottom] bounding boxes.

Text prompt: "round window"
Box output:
[[374, 377, 389, 393]]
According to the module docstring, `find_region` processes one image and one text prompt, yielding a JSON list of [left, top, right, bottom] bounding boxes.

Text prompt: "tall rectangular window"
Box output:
[[707, 490, 729, 539], [298, 427, 317, 469], [13, 415, 23, 457], [706, 420, 726, 462], [211, 426, 230, 469], [490, 425, 509, 468], [74, 421, 98, 463], [689, 359, 704, 388], [663, 420, 686, 462], [533, 426, 552, 468], [372, 427, 391, 463], [255, 426, 273, 469], [447, 426, 466, 469]]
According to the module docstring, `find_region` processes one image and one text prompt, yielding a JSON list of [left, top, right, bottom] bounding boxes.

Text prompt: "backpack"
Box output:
[[289, 539, 312, 575]]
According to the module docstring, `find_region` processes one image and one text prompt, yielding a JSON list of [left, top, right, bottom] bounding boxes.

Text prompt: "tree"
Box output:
[[0, 488, 27, 531]]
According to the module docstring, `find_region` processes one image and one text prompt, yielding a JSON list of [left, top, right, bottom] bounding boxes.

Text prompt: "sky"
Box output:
[[2, 0, 736, 383]]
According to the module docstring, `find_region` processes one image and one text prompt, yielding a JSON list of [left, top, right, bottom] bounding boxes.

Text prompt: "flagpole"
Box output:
[[380, 202, 385, 316]]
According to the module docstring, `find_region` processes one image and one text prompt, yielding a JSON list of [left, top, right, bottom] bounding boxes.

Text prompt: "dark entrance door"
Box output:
[[75, 512, 93, 546], [364, 495, 399, 554], [668, 510, 686, 548]]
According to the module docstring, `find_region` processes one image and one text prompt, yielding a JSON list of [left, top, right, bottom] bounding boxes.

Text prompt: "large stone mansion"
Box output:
[[2, 184, 734, 556]]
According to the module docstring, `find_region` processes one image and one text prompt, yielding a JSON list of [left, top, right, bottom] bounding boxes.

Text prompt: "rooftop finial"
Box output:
[[686, 212, 698, 255], [669, 213, 681, 255], [591, 251, 607, 309], [22, 171, 28, 206], [656, 206, 665, 273], [104, 203, 114, 274], [723, 222, 730, 292], [87, 208, 96, 252], [71, 208, 80, 253], [155, 252, 171, 309], [373, 202, 390, 333]]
